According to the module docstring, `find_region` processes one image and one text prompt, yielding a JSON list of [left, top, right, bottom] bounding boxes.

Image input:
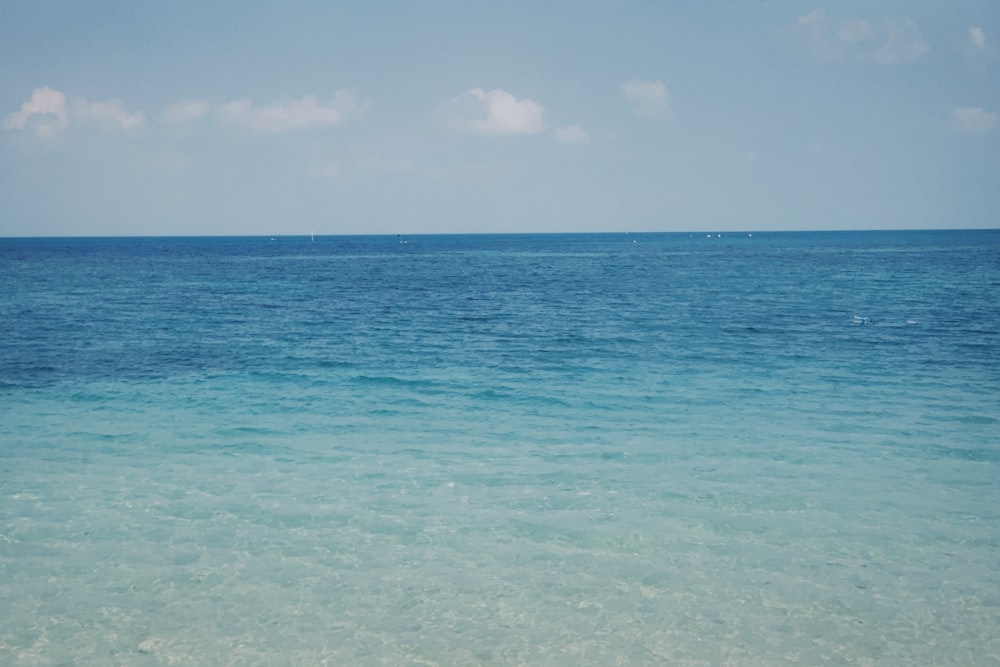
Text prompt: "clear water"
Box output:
[[2, 231, 998, 665]]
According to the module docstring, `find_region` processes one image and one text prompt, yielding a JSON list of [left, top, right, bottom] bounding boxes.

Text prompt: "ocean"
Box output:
[[1, 230, 998, 665]]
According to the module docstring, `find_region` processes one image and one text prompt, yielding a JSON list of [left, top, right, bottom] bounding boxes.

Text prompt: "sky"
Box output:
[[1, 1, 998, 236]]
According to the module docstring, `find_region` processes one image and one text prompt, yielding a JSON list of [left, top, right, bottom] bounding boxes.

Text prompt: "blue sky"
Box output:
[[1, 1, 997, 236]]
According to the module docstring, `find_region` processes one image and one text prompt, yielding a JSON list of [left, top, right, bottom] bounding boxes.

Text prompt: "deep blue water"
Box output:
[[2, 231, 999, 665]]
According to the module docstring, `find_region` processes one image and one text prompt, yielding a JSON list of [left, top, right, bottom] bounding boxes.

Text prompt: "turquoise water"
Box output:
[[2, 231, 999, 665]]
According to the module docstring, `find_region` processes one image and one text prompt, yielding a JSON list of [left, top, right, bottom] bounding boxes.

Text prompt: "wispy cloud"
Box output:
[[970, 26, 986, 49], [794, 10, 928, 64], [449, 88, 546, 136], [554, 124, 590, 144], [953, 107, 997, 133], [622, 79, 671, 119], [6, 88, 369, 138], [962, 26, 995, 64], [74, 99, 144, 132], [2, 87, 69, 138], [872, 18, 929, 64], [795, 9, 841, 62], [838, 18, 874, 43], [4, 87, 143, 136], [161, 99, 211, 124], [219, 91, 366, 132]]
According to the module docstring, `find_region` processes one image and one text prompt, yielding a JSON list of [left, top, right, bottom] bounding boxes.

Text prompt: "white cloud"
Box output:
[[161, 99, 210, 123], [795, 9, 841, 62], [794, 11, 928, 64], [219, 91, 366, 131], [622, 78, 671, 119], [3, 87, 69, 138], [219, 99, 252, 121], [970, 27, 986, 48], [839, 18, 873, 43], [872, 18, 929, 64], [953, 106, 998, 133], [4, 87, 143, 136], [554, 124, 590, 144], [74, 99, 144, 132], [449, 88, 546, 136]]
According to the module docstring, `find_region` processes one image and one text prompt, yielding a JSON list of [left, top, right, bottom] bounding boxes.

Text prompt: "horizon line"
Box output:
[[3, 227, 999, 241]]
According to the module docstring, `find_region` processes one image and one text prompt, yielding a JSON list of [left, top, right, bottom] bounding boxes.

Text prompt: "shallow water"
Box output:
[[2, 231, 999, 665]]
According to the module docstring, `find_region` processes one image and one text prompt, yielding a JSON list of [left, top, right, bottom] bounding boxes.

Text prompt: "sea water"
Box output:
[[1, 231, 998, 666]]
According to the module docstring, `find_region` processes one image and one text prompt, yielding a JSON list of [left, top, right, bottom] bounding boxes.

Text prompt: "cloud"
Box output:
[[74, 99, 144, 132], [219, 91, 366, 131], [623, 78, 671, 119], [554, 124, 590, 144], [449, 88, 546, 136], [4, 87, 143, 136], [794, 11, 928, 64], [795, 9, 842, 62], [952, 107, 998, 133], [970, 26, 986, 48], [161, 99, 210, 123], [3, 87, 69, 138], [963, 26, 995, 62], [839, 18, 873, 43], [872, 18, 929, 64]]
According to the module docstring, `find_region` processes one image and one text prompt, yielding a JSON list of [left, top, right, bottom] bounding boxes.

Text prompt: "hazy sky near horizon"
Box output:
[[1, 1, 998, 236]]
